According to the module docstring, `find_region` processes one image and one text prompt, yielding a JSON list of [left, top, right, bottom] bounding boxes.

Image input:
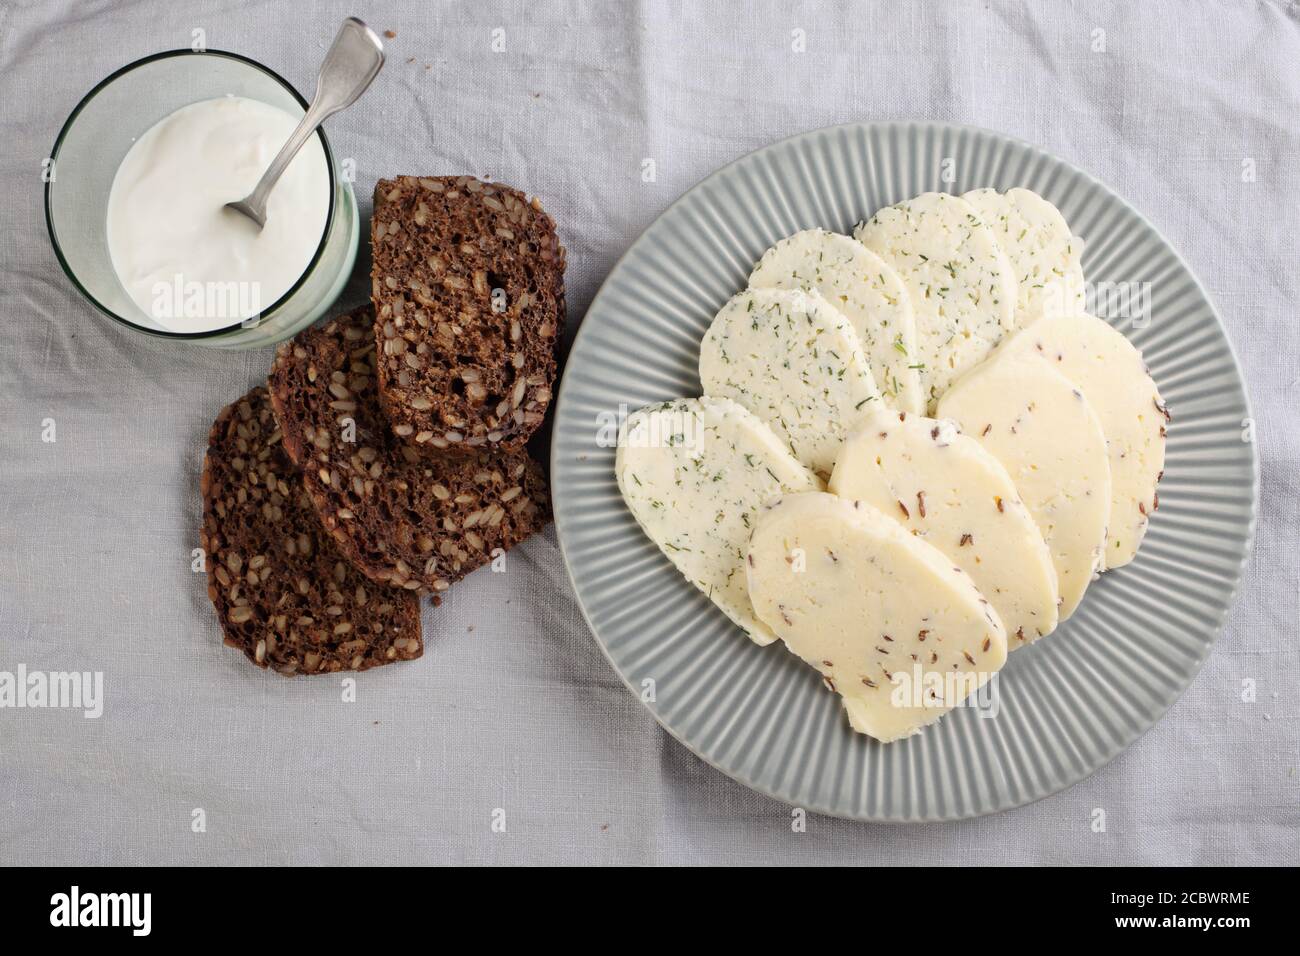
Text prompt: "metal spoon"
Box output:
[[226, 17, 384, 228]]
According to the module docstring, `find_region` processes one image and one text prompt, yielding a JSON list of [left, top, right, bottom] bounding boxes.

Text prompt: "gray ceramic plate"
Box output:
[[550, 121, 1258, 821]]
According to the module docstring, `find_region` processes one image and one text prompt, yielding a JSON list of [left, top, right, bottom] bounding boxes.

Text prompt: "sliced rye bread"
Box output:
[[267, 307, 551, 594], [370, 175, 565, 453], [200, 386, 423, 675]]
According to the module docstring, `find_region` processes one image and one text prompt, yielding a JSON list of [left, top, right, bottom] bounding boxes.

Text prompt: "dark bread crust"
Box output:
[[267, 307, 551, 594], [200, 387, 422, 676], [370, 175, 565, 453]]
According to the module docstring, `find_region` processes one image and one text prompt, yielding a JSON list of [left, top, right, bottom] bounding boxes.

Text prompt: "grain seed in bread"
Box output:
[[268, 307, 551, 594], [200, 386, 423, 675], [370, 175, 565, 452]]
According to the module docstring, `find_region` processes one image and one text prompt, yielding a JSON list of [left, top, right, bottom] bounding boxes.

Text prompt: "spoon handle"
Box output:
[[240, 18, 384, 221]]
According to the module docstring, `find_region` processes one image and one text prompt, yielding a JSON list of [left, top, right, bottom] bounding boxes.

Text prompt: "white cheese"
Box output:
[[615, 396, 823, 646], [748, 229, 923, 414], [962, 187, 1086, 320], [995, 312, 1167, 569], [854, 192, 1016, 408], [936, 350, 1111, 619], [698, 287, 881, 475], [745, 492, 1007, 743], [829, 408, 1060, 647]]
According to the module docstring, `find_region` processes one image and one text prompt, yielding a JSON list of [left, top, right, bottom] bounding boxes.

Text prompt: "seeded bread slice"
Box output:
[[200, 387, 423, 675], [370, 175, 565, 452], [268, 307, 551, 594]]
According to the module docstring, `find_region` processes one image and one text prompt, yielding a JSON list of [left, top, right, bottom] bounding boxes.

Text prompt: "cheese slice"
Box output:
[[962, 187, 1086, 321], [746, 492, 1007, 743], [854, 192, 1016, 408], [748, 229, 923, 414], [698, 287, 881, 475], [995, 312, 1167, 569], [829, 409, 1060, 647], [616, 396, 822, 646], [936, 350, 1111, 619]]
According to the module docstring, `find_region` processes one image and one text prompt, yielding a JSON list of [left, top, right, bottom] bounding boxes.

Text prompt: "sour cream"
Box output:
[[106, 96, 330, 333]]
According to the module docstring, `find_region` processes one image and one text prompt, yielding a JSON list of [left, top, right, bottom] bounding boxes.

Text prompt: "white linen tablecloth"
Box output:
[[1, 0, 1296, 865]]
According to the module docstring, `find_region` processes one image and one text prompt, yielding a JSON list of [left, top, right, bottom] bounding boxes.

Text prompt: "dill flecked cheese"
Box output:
[[748, 229, 923, 414], [615, 396, 822, 646], [855, 192, 1017, 409], [961, 187, 1086, 321], [699, 287, 881, 475]]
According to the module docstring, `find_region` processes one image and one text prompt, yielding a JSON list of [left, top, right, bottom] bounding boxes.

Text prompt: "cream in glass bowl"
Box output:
[[45, 49, 358, 349]]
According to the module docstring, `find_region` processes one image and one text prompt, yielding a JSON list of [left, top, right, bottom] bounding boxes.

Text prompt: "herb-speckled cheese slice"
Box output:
[[746, 492, 1007, 743], [854, 192, 1016, 408], [616, 397, 822, 646], [961, 187, 1085, 321], [829, 408, 1060, 648], [699, 288, 881, 475], [995, 311, 1167, 570], [936, 350, 1111, 620], [748, 229, 923, 414]]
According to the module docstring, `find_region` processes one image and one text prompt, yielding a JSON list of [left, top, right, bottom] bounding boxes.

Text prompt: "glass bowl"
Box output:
[[45, 49, 359, 350]]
